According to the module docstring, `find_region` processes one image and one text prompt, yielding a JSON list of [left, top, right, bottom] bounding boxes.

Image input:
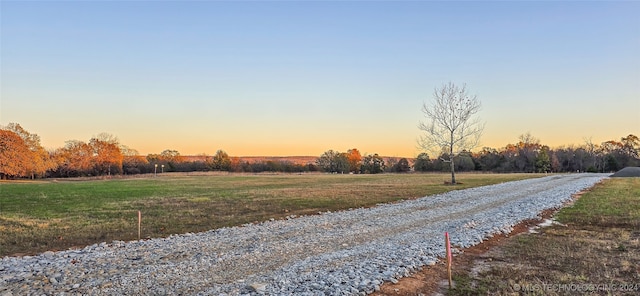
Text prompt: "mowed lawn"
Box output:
[[0, 173, 540, 257]]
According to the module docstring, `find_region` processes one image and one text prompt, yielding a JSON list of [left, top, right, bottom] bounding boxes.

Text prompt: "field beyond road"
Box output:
[[0, 173, 541, 257]]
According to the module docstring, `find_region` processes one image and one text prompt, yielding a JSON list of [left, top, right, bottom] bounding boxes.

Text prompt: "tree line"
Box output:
[[0, 123, 638, 179], [0, 124, 319, 178], [315, 148, 410, 174], [414, 133, 639, 174]]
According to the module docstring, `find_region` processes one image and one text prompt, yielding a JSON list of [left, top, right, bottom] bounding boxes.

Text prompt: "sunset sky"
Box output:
[[1, 1, 638, 157]]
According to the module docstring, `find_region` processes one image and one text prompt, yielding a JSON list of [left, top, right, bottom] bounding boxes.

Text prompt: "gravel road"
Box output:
[[0, 173, 608, 296]]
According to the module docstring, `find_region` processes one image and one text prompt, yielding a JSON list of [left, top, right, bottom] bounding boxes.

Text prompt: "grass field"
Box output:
[[448, 177, 640, 295], [0, 172, 541, 257]]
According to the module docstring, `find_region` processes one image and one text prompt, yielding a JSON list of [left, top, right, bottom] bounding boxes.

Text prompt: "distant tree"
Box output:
[[89, 133, 123, 176], [123, 154, 148, 175], [55, 140, 94, 176], [384, 158, 398, 173], [229, 157, 243, 172], [604, 154, 620, 172], [413, 153, 431, 172], [146, 153, 161, 165], [428, 152, 446, 172], [393, 158, 411, 173], [336, 153, 350, 174], [306, 163, 319, 172], [317, 150, 338, 173], [160, 149, 183, 163], [159, 149, 184, 171], [418, 82, 484, 184], [573, 147, 589, 172], [550, 151, 561, 173], [498, 144, 519, 172], [600, 135, 640, 168], [601, 140, 623, 154], [211, 150, 231, 171], [361, 154, 385, 174], [477, 147, 501, 172], [455, 150, 475, 172], [346, 148, 362, 173], [514, 133, 541, 173], [238, 160, 253, 172], [317, 150, 349, 173], [0, 130, 31, 178], [119, 145, 140, 158], [2, 123, 55, 178], [583, 137, 601, 172], [535, 148, 551, 173], [621, 134, 640, 159]]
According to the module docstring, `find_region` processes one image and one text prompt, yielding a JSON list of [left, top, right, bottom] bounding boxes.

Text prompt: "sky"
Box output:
[[1, 1, 639, 157]]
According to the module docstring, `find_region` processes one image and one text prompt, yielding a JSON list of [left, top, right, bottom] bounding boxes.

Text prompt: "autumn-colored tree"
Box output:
[[2, 123, 56, 178], [89, 133, 123, 175], [0, 130, 31, 178], [229, 157, 243, 172], [346, 148, 362, 173], [29, 147, 55, 178], [54, 140, 94, 176], [51, 133, 124, 177]]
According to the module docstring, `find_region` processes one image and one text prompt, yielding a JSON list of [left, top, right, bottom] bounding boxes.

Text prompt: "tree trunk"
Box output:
[[450, 133, 456, 184], [450, 152, 456, 184]]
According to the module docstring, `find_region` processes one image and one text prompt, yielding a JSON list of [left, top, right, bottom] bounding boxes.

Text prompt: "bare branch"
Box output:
[[418, 82, 484, 184]]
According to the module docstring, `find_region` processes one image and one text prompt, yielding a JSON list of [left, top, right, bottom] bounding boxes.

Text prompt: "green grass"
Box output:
[[448, 177, 640, 296], [557, 178, 640, 228], [0, 172, 540, 257]]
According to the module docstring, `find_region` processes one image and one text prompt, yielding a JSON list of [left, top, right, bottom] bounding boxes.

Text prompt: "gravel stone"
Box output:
[[0, 174, 607, 295]]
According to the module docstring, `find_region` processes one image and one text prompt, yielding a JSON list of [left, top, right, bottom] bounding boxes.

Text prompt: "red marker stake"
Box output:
[[138, 210, 141, 240]]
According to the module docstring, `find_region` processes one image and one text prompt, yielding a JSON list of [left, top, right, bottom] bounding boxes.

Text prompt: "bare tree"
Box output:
[[418, 82, 484, 184], [583, 137, 601, 172]]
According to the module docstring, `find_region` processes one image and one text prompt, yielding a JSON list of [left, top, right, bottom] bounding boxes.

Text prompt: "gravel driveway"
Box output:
[[0, 173, 608, 295]]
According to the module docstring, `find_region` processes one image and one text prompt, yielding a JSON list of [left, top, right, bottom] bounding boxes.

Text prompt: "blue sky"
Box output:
[[1, 1, 638, 157]]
